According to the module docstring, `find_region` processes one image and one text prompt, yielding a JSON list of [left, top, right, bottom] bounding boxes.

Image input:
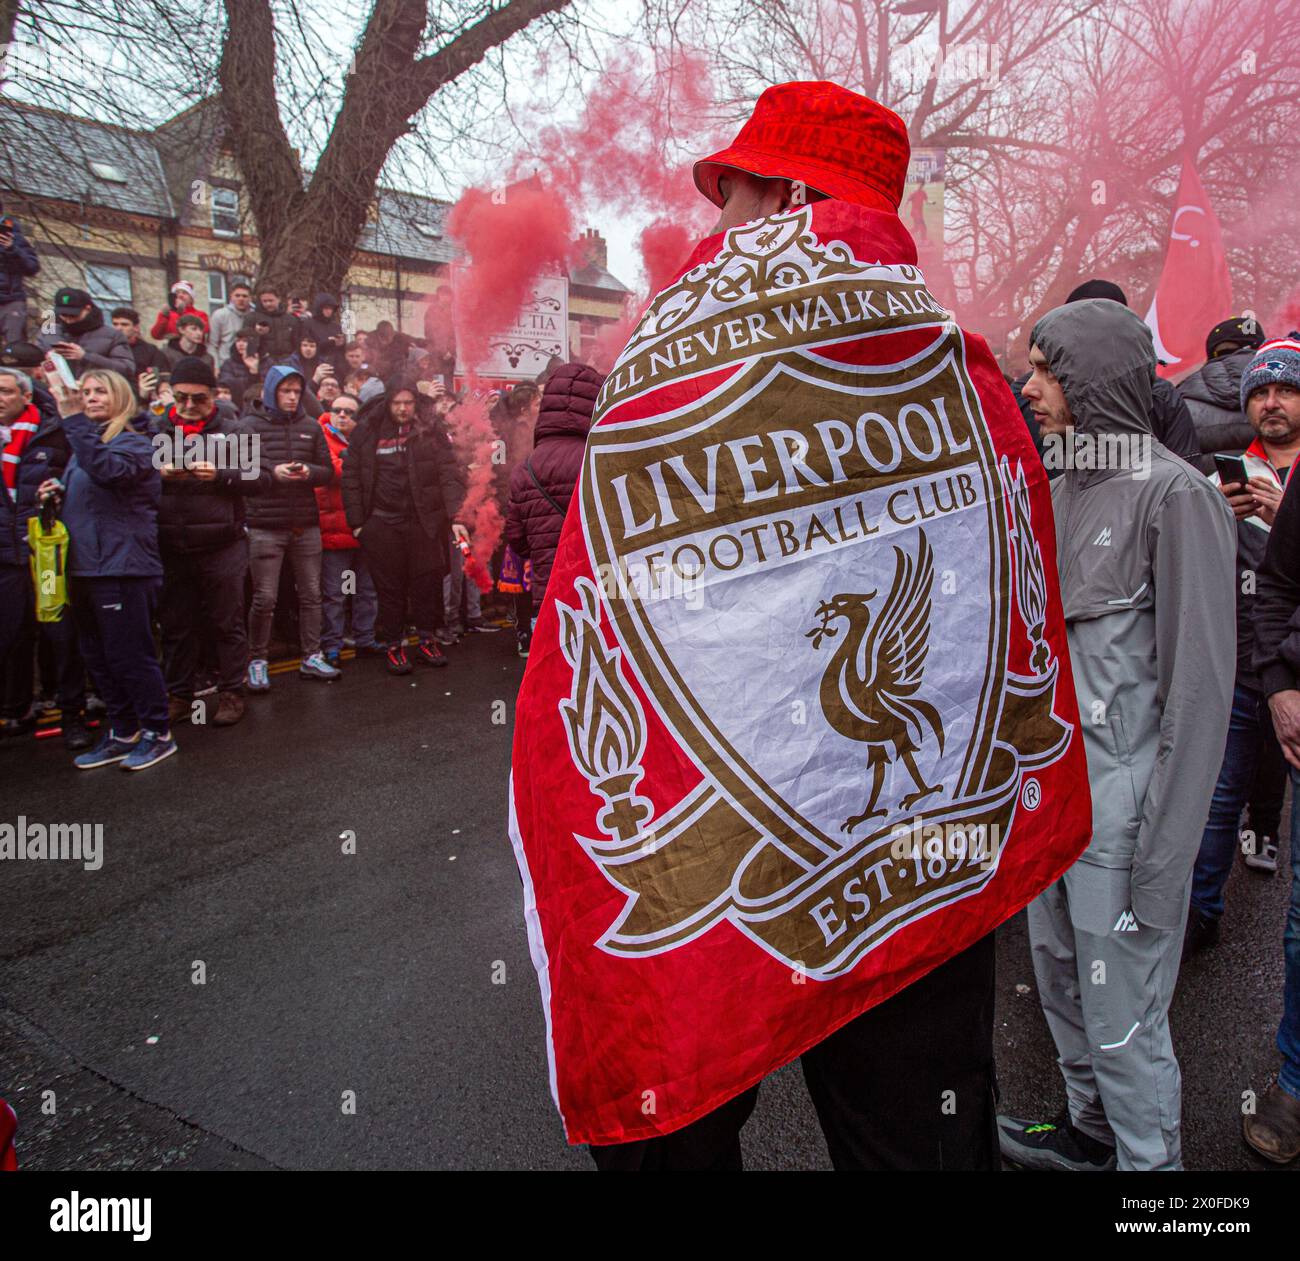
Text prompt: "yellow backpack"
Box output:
[[27, 511, 69, 622]]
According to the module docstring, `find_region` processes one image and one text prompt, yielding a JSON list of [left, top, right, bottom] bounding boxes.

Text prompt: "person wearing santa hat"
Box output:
[[584, 81, 1002, 1173], [150, 280, 210, 343]]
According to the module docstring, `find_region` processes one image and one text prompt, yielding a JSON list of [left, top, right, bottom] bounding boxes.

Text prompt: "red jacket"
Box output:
[[315, 414, 357, 550], [150, 305, 210, 341]]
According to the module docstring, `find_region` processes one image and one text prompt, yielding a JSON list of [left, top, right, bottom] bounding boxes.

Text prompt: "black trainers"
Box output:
[[61, 713, 94, 752], [386, 643, 413, 676], [415, 639, 448, 668], [998, 1109, 1117, 1171], [1182, 911, 1221, 960]]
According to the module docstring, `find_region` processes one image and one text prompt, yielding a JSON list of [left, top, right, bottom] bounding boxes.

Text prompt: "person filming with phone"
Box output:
[[239, 365, 338, 689], [36, 287, 134, 382], [1187, 339, 1300, 965], [40, 365, 175, 771]]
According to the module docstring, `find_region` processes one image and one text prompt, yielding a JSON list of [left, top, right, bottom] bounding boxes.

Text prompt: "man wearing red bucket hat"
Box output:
[[592, 84, 996, 1172], [693, 79, 911, 226], [511, 81, 1088, 1171]]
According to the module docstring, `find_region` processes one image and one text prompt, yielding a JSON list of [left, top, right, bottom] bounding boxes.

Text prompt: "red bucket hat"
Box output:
[[694, 81, 910, 213]]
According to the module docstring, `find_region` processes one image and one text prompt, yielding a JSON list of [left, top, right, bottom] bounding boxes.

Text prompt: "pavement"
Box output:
[[0, 630, 1294, 1171]]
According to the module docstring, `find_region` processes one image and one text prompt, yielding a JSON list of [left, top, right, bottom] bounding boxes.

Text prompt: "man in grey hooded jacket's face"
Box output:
[[999, 299, 1237, 1172]]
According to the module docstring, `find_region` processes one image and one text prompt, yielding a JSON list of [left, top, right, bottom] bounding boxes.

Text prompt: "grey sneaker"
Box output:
[[299, 652, 341, 681], [998, 1109, 1117, 1171], [247, 659, 270, 693], [1243, 835, 1279, 874]]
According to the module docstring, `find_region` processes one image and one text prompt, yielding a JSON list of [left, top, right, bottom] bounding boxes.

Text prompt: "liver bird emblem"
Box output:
[[806, 530, 946, 832]]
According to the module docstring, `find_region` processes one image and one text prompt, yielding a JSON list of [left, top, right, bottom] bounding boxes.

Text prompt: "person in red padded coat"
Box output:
[[315, 393, 378, 665]]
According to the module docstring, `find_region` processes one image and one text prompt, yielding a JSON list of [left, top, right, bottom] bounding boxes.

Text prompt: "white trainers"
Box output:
[[299, 652, 341, 681], [246, 659, 270, 693]]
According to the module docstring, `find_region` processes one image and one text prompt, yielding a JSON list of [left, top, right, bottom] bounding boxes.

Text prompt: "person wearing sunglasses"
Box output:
[[147, 357, 270, 728], [316, 392, 379, 665]]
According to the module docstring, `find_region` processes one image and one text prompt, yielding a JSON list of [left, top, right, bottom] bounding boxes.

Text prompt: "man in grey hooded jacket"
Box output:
[[998, 299, 1236, 1171]]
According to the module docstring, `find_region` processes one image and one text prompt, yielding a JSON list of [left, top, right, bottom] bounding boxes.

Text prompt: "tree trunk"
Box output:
[[217, 0, 571, 295]]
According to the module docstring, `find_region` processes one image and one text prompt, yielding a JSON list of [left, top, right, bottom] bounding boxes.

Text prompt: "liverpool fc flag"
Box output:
[[509, 199, 1092, 1145]]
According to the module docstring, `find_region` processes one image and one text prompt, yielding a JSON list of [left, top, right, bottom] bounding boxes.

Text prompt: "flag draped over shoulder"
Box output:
[[509, 199, 1091, 1146]]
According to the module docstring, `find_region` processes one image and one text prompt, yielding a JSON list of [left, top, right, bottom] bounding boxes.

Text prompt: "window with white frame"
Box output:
[[208, 271, 227, 308], [211, 187, 240, 237], [83, 263, 132, 311]]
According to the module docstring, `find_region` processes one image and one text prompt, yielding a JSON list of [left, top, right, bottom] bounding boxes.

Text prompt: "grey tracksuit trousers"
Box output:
[[1029, 860, 1189, 1170]]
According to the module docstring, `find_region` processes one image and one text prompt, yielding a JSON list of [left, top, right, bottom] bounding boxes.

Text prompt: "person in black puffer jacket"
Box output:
[[1177, 316, 1269, 473], [240, 364, 337, 688], [147, 358, 270, 727], [343, 377, 467, 674], [504, 361, 606, 645]]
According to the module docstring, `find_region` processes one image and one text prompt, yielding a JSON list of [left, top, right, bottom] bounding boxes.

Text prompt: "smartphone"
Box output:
[[45, 351, 77, 389], [1213, 453, 1250, 488]]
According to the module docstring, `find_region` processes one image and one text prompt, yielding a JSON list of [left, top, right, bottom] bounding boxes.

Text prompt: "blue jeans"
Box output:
[[1192, 683, 1267, 920], [1282, 769, 1300, 1099], [320, 547, 377, 652]]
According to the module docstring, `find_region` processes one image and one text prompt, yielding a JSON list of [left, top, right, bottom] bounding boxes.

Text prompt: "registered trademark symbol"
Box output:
[[1021, 778, 1041, 811]]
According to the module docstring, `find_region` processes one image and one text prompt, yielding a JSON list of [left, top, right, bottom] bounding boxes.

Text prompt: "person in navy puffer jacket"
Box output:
[[43, 366, 175, 771], [504, 362, 606, 651]]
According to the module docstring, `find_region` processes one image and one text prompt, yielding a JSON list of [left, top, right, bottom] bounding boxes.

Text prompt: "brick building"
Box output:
[[0, 97, 631, 366]]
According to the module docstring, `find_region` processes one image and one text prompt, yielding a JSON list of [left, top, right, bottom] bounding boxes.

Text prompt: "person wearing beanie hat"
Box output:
[[999, 298, 1235, 1172], [1186, 332, 1300, 971], [146, 355, 268, 728], [35, 289, 135, 381], [149, 279, 209, 343], [1177, 316, 1271, 471], [1244, 331, 1300, 1164]]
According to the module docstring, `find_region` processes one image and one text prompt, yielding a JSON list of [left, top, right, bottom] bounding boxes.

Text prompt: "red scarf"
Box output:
[[2, 403, 39, 502], [171, 405, 213, 438]]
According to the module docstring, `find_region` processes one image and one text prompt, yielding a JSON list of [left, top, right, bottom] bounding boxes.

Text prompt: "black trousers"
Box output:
[[158, 538, 249, 697], [69, 574, 169, 734], [0, 562, 86, 719], [360, 516, 444, 644], [589, 933, 998, 1171]]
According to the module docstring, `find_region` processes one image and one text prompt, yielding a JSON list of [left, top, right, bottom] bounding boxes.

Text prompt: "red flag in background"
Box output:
[[1144, 157, 1232, 380]]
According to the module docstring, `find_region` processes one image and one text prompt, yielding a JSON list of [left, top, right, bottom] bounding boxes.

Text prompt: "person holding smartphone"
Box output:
[[239, 365, 338, 688], [42, 366, 174, 771], [1187, 389, 1299, 956], [36, 288, 134, 381], [1229, 337, 1300, 1165]]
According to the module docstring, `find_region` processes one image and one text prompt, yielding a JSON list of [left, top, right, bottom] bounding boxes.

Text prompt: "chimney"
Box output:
[[576, 227, 607, 272]]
